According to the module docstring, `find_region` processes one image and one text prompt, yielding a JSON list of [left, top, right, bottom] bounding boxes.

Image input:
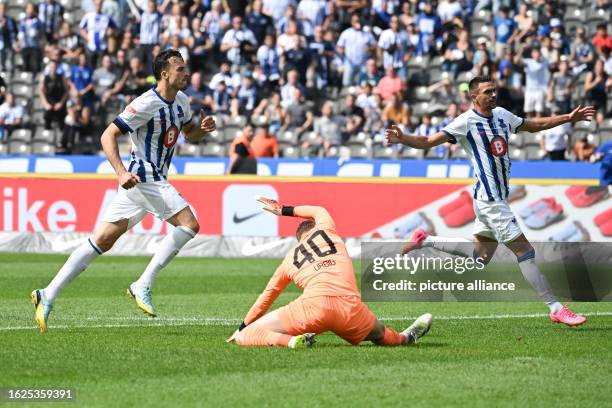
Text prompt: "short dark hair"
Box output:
[[296, 220, 316, 240], [468, 76, 493, 94], [153, 49, 183, 81]]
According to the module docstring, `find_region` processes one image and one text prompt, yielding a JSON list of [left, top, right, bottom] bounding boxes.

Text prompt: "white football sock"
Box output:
[[45, 238, 102, 302], [423, 235, 477, 258], [517, 250, 558, 307], [135, 226, 196, 289]]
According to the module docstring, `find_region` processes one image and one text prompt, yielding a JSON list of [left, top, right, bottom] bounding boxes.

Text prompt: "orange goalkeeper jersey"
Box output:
[[244, 209, 359, 325]]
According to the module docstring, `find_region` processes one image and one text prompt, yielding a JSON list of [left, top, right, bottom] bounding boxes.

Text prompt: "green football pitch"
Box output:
[[1, 253, 611, 407]]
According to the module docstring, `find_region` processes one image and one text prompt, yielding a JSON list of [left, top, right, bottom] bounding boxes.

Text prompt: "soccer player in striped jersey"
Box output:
[[385, 76, 595, 327], [31, 49, 216, 332]]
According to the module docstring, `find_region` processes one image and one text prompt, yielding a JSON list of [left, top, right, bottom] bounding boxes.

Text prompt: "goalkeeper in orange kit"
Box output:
[[226, 197, 433, 349]]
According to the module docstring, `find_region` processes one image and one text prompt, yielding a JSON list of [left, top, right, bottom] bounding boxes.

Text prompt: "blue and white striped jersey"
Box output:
[[113, 88, 193, 182], [38, 1, 63, 35], [442, 107, 524, 202], [79, 12, 117, 52], [139, 11, 163, 45]]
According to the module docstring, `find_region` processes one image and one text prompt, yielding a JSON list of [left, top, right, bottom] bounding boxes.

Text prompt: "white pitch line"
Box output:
[[2, 312, 612, 332]]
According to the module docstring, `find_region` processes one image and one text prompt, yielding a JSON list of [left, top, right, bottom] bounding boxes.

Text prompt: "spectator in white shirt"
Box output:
[[220, 15, 257, 67], [0, 93, 24, 141], [377, 15, 410, 81], [337, 13, 375, 87], [515, 45, 550, 118], [539, 123, 570, 161]]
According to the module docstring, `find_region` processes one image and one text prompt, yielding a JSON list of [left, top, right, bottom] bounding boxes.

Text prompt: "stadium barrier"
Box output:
[[0, 173, 609, 257]]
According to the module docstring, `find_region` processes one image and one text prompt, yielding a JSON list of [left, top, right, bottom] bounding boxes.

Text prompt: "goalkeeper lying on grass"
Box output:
[[226, 197, 432, 349]]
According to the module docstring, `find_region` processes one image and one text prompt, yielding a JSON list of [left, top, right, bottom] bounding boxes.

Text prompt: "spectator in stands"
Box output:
[[592, 23, 612, 56], [40, 60, 68, 130], [208, 79, 231, 115], [539, 123, 570, 161], [80, 0, 118, 67], [547, 58, 574, 115], [0, 92, 23, 141], [428, 78, 457, 107], [93, 54, 118, 105], [340, 93, 365, 141], [436, 0, 462, 24], [370, 0, 400, 29], [227, 125, 257, 174], [246, 0, 274, 45], [128, 0, 164, 76], [116, 56, 149, 102], [188, 17, 212, 73], [574, 135, 596, 162], [220, 15, 257, 67], [257, 34, 281, 91], [473, 37, 493, 77], [492, 6, 517, 61], [377, 15, 410, 81], [590, 140, 612, 186], [297, 0, 327, 28], [60, 95, 91, 154], [416, 113, 448, 158], [570, 27, 595, 74], [337, 13, 375, 86], [38, 0, 63, 43], [251, 126, 280, 158], [18, 2, 43, 73], [253, 91, 284, 135], [281, 87, 313, 139], [68, 53, 96, 112], [376, 66, 404, 102], [442, 29, 474, 78], [513, 3, 534, 44], [363, 91, 384, 135], [307, 25, 333, 89], [304, 101, 341, 157], [457, 81, 471, 112], [0, 2, 18, 73], [209, 61, 240, 95], [263, 0, 297, 23], [415, 0, 441, 56], [356, 81, 376, 111], [358, 58, 382, 88], [184, 71, 208, 117], [202, 0, 230, 61], [280, 68, 305, 108], [277, 20, 308, 78], [584, 59, 611, 124], [0, 74, 5, 104], [232, 73, 260, 116], [382, 91, 410, 129], [57, 21, 81, 62], [515, 45, 549, 118]]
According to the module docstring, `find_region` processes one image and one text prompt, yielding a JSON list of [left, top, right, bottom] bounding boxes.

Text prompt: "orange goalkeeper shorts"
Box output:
[[277, 295, 377, 345]]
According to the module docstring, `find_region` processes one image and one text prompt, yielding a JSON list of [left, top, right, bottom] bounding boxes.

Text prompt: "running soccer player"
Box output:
[[31, 49, 216, 332], [226, 197, 433, 349], [385, 76, 595, 326]]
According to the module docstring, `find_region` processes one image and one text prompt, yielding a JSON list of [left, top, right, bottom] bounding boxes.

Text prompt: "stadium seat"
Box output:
[[414, 86, 430, 102], [425, 148, 448, 159], [412, 102, 430, 118], [279, 130, 298, 145], [509, 147, 526, 161], [211, 114, 226, 128], [11, 71, 33, 85], [33, 128, 56, 144], [350, 146, 371, 159], [520, 132, 538, 146], [177, 143, 200, 157], [346, 132, 369, 146], [251, 115, 267, 127], [472, 9, 492, 23], [201, 143, 225, 157], [325, 146, 341, 158], [450, 148, 467, 160], [281, 146, 299, 158], [373, 146, 395, 159], [587, 8, 610, 23], [401, 148, 424, 160], [31, 142, 56, 155], [407, 55, 428, 71], [0, 143, 6, 155], [599, 131, 612, 143], [223, 127, 242, 142], [509, 133, 523, 148], [456, 71, 474, 84], [525, 145, 544, 160], [587, 134, 600, 146], [9, 128, 32, 143], [11, 84, 32, 98], [599, 118, 612, 132], [574, 120, 596, 132], [206, 130, 223, 144], [8, 140, 31, 155], [227, 115, 247, 128]]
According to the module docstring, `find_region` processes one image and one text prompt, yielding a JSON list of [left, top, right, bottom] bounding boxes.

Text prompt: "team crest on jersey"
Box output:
[[490, 136, 507, 157], [164, 124, 179, 148]]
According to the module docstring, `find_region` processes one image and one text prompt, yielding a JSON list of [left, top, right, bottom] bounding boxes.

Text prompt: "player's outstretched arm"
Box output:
[[182, 112, 216, 143], [256, 196, 333, 225], [101, 123, 140, 189], [518, 105, 596, 133], [384, 125, 450, 149]]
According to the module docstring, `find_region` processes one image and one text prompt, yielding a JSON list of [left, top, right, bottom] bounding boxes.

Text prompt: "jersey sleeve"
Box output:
[[113, 96, 151, 134], [243, 262, 291, 325], [498, 107, 524, 133], [441, 114, 467, 144]]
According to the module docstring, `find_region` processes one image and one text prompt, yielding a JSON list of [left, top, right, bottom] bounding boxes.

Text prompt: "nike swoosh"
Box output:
[[50, 236, 86, 252], [241, 238, 294, 256], [233, 212, 262, 224]]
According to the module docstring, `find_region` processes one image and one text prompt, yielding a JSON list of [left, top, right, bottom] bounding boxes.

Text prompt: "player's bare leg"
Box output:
[[366, 315, 433, 346], [129, 207, 199, 317], [506, 234, 586, 326], [229, 310, 315, 349], [32, 220, 128, 332]]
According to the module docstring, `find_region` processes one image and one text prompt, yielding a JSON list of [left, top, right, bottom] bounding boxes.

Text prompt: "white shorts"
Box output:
[[472, 199, 523, 243], [524, 90, 545, 113], [102, 180, 189, 228]]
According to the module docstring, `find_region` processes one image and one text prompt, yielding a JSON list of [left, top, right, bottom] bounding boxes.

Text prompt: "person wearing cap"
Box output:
[[492, 6, 517, 61]]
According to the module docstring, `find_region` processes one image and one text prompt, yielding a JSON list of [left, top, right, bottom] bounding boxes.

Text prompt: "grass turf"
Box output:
[[0, 253, 611, 407]]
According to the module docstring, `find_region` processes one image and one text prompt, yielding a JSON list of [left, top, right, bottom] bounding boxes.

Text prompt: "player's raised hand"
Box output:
[[568, 105, 596, 123], [119, 171, 140, 189], [256, 195, 282, 216], [384, 125, 404, 146], [199, 111, 216, 133]]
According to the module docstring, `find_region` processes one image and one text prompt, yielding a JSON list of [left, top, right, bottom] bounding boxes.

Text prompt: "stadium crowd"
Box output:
[[0, 0, 611, 162]]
